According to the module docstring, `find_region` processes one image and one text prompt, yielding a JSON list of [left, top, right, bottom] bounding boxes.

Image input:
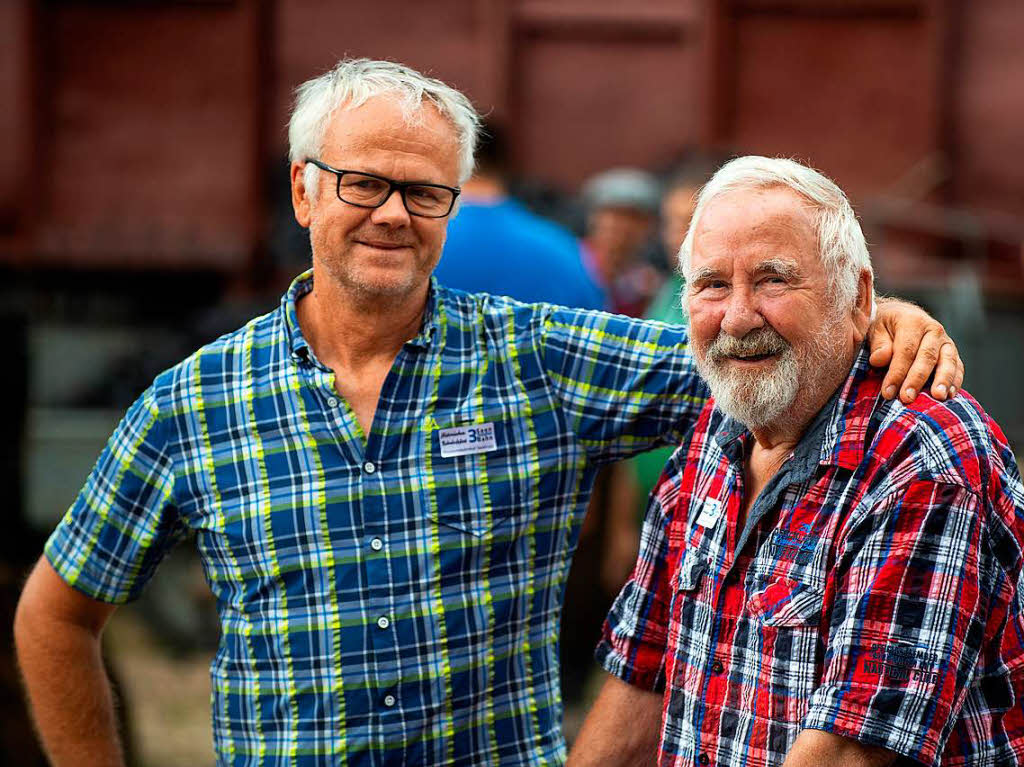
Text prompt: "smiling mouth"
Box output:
[[728, 352, 778, 362], [358, 241, 411, 250]]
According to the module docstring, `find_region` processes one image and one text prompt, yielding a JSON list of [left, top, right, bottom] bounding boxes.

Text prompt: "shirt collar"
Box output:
[[282, 269, 315, 363], [712, 343, 876, 474], [406, 277, 441, 350], [818, 342, 883, 470], [281, 269, 441, 364]]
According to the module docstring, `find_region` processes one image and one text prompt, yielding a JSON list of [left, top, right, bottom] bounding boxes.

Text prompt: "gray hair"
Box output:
[[288, 58, 482, 194], [679, 156, 873, 311]]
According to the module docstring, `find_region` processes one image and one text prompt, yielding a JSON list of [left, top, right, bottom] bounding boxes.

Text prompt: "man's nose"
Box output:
[[720, 289, 764, 338], [370, 188, 411, 226]]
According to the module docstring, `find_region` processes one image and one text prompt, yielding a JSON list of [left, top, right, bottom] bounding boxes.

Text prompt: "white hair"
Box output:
[[679, 156, 873, 310], [288, 58, 482, 195]]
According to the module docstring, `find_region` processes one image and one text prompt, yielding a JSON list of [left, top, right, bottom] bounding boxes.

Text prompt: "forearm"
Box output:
[[14, 562, 124, 767], [568, 675, 662, 767], [782, 728, 896, 767]]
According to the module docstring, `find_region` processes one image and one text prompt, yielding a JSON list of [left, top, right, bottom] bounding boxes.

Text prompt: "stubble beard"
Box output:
[[309, 219, 433, 306]]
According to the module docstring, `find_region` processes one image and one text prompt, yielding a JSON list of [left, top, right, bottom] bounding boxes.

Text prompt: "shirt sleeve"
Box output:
[[44, 385, 187, 604], [596, 459, 685, 691], [540, 307, 708, 464], [802, 479, 988, 765]]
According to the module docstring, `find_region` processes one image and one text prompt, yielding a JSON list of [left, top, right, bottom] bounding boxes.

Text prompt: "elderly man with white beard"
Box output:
[[568, 156, 1024, 767]]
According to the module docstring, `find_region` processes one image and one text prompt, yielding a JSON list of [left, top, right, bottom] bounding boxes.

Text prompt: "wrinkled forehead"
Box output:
[[696, 186, 817, 242], [690, 187, 816, 266]]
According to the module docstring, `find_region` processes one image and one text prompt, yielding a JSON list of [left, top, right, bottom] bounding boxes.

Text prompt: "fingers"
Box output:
[[928, 341, 963, 400], [869, 298, 963, 403], [875, 324, 917, 401], [867, 331, 894, 370], [898, 326, 951, 403]]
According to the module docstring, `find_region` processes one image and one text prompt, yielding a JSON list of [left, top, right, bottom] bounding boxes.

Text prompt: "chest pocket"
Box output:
[[426, 412, 529, 538], [747, 576, 827, 724]]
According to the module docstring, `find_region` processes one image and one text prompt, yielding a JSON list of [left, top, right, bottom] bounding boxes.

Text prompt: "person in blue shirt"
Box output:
[[434, 121, 605, 309]]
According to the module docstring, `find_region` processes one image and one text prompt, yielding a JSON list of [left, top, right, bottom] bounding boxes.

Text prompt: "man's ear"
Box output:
[[291, 162, 313, 228], [852, 268, 873, 343]]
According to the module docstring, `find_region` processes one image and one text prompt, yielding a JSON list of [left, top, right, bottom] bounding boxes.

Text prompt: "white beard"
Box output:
[[694, 319, 848, 432]]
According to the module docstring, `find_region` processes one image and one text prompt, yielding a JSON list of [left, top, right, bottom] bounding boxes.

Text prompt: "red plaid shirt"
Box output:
[[598, 348, 1024, 766]]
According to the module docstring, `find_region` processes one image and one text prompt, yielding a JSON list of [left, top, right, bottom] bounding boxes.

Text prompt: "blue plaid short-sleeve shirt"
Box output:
[[45, 270, 708, 766]]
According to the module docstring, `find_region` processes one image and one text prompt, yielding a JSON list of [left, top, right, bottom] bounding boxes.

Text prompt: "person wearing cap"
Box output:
[[15, 61, 965, 767], [580, 168, 663, 316]]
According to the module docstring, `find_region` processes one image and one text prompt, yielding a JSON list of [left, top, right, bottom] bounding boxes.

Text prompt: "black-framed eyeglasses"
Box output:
[[305, 159, 460, 218]]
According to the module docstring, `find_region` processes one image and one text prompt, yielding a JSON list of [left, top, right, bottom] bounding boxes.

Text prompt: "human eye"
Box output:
[[407, 185, 445, 203], [345, 176, 385, 192], [692, 278, 728, 295]]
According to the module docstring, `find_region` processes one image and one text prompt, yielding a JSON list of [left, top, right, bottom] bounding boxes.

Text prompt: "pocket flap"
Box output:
[[749, 578, 823, 626], [676, 553, 708, 592]]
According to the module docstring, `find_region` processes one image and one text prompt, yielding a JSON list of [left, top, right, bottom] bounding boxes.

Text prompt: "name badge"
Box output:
[[439, 423, 498, 458], [695, 498, 723, 529]]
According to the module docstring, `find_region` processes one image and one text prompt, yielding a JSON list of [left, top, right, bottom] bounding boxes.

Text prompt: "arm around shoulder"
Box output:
[[567, 674, 662, 767], [14, 556, 125, 767]]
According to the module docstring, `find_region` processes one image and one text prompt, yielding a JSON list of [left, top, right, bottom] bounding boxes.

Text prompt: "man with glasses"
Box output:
[[15, 59, 963, 767]]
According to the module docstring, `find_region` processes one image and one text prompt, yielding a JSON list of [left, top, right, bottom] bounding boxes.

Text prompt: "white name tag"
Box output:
[[695, 498, 723, 529], [438, 423, 498, 457]]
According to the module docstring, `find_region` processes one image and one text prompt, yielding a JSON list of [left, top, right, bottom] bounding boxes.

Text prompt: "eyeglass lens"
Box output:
[[338, 173, 454, 216]]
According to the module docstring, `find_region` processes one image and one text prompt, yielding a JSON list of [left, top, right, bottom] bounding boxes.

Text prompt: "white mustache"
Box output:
[[706, 327, 790, 362]]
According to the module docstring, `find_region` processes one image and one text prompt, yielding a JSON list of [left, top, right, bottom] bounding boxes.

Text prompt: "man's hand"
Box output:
[[869, 297, 964, 403]]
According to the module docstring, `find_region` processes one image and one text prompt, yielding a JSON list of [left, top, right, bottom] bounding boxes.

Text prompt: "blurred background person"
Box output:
[[579, 168, 663, 317], [434, 120, 605, 308], [561, 167, 664, 731]]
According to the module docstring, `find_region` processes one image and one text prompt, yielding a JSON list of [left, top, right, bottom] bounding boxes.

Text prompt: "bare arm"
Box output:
[[14, 556, 124, 767], [869, 297, 964, 402], [782, 729, 896, 767], [567, 675, 662, 767]]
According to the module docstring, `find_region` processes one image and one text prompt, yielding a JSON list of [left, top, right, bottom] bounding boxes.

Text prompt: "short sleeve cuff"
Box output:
[[44, 511, 144, 605], [802, 683, 950, 766], [595, 638, 665, 693]]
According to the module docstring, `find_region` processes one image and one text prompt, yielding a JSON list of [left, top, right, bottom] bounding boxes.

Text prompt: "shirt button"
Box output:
[[377, 616, 390, 630], [363, 461, 376, 474], [699, 754, 710, 766], [711, 660, 724, 674], [370, 537, 384, 552], [327, 397, 338, 407], [383, 694, 396, 708]]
